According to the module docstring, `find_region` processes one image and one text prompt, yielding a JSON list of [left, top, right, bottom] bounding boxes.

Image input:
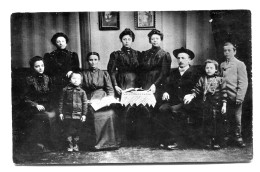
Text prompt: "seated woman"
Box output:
[[23, 56, 55, 152], [82, 52, 120, 151]]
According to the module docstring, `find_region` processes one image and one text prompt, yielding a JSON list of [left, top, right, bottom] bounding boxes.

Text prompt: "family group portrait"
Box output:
[[11, 10, 252, 164]]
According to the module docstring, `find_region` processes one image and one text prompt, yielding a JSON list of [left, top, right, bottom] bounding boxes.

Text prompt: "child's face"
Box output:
[[34, 60, 44, 74], [150, 34, 161, 47], [70, 73, 81, 86], [56, 36, 67, 49], [205, 63, 216, 76], [121, 35, 132, 48], [88, 55, 99, 69], [224, 44, 236, 59]]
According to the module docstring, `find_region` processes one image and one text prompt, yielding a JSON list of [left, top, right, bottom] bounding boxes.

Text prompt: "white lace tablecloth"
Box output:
[[120, 91, 157, 107]]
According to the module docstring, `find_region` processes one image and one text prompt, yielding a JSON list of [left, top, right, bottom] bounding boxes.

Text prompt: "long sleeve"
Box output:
[[154, 52, 172, 87], [220, 77, 228, 103], [236, 62, 248, 102], [23, 77, 38, 107], [81, 91, 88, 116], [43, 53, 52, 77], [103, 71, 115, 97], [107, 52, 118, 87], [191, 77, 204, 97]]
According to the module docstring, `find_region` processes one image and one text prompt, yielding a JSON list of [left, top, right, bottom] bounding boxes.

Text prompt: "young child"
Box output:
[[59, 72, 88, 152], [220, 42, 248, 147], [184, 59, 227, 149]]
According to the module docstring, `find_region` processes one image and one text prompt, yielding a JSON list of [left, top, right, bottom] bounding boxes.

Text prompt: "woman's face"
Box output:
[[121, 35, 132, 48], [150, 34, 161, 47], [56, 36, 67, 49], [88, 55, 99, 69], [34, 60, 44, 74]]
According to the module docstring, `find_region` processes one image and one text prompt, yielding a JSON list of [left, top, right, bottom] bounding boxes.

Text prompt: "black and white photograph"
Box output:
[[8, 7, 255, 167]]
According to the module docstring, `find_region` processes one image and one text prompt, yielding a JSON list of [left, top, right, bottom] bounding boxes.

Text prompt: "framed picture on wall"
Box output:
[[98, 12, 120, 30], [134, 11, 156, 30]]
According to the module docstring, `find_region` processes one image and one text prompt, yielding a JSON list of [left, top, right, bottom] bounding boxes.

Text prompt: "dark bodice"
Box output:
[[24, 73, 53, 110], [44, 49, 80, 87]]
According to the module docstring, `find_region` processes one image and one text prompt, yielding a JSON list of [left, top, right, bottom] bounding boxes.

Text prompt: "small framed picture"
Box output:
[[98, 12, 120, 30], [134, 11, 156, 30]]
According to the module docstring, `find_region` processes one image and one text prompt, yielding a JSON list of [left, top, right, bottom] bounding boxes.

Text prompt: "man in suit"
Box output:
[[157, 47, 201, 150]]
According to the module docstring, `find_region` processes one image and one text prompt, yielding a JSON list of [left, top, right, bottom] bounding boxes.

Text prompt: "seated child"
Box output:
[[184, 59, 227, 149], [59, 72, 88, 152]]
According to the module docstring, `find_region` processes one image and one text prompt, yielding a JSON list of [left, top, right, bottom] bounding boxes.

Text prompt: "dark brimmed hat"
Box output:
[[173, 47, 195, 60], [147, 29, 163, 40], [119, 28, 135, 42], [51, 32, 69, 45]]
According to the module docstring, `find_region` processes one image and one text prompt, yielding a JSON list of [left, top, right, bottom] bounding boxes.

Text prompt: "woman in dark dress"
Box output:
[[44, 32, 80, 102], [82, 52, 119, 150], [107, 28, 144, 141], [23, 56, 55, 152], [107, 28, 141, 95], [139, 29, 172, 99]]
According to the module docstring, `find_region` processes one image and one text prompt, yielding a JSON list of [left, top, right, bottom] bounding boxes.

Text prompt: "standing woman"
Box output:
[[44, 32, 80, 150], [139, 29, 172, 99], [44, 32, 80, 101], [82, 52, 119, 151], [107, 28, 141, 95]]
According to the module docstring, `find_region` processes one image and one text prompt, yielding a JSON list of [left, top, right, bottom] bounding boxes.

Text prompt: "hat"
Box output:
[[173, 47, 195, 60], [119, 28, 135, 42], [51, 32, 69, 45], [147, 29, 163, 40]]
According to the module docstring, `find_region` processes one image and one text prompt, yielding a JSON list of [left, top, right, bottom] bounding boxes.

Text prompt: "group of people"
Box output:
[[22, 28, 248, 153]]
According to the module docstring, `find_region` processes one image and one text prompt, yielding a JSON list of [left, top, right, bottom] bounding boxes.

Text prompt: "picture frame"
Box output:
[[98, 12, 120, 30], [134, 11, 156, 30]]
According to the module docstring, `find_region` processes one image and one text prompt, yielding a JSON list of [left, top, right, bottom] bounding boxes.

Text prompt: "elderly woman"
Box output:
[[82, 52, 119, 151], [23, 56, 55, 152]]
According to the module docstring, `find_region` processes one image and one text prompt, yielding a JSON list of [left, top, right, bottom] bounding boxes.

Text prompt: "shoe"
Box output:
[[159, 143, 179, 150], [234, 140, 246, 148], [212, 144, 221, 150]]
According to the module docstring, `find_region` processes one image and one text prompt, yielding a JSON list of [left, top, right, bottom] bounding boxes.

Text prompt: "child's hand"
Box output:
[[59, 114, 64, 121], [221, 103, 227, 114], [81, 115, 86, 122], [183, 94, 194, 104], [36, 105, 45, 111], [66, 71, 73, 78]]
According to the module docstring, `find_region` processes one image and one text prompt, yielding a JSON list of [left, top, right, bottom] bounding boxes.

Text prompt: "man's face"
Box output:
[[177, 53, 191, 68], [224, 44, 236, 59]]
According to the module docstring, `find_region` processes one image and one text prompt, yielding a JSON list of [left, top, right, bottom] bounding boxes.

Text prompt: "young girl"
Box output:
[[59, 72, 88, 152], [184, 59, 227, 149], [23, 56, 54, 152]]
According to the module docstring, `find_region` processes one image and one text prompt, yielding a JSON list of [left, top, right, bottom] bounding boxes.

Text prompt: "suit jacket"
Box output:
[[164, 66, 201, 105], [220, 56, 248, 102]]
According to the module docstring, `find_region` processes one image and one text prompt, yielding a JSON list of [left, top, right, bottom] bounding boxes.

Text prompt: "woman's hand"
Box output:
[[183, 94, 194, 104], [149, 84, 156, 93], [66, 71, 73, 78], [59, 114, 64, 121], [162, 92, 170, 101], [36, 105, 45, 111], [115, 86, 122, 95], [221, 102, 227, 114], [81, 115, 86, 122]]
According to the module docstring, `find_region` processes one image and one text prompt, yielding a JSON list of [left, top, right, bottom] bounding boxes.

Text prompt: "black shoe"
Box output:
[[234, 140, 246, 148], [159, 143, 179, 150]]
